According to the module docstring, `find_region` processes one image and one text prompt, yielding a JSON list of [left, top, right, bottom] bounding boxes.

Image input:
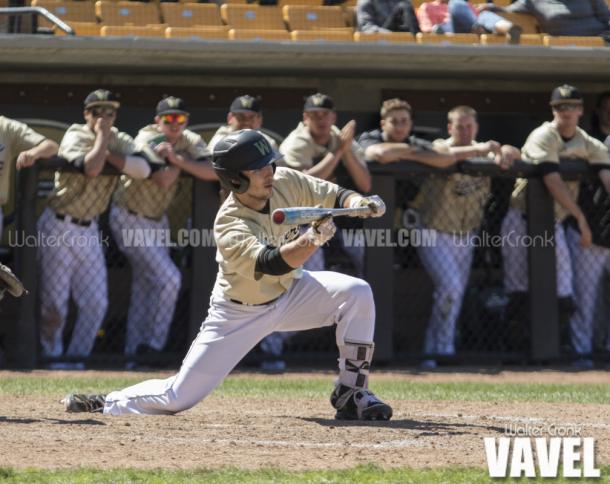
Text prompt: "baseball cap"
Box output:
[[230, 95, 261, 114], [550, 84, 583, 106], [156, 96, 189, 116], [304, 93, 335, 112], [84, 89, 120, 109]]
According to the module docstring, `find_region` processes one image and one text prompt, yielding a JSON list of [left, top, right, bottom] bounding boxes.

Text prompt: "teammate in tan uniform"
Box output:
[[110, 96, 213, 362], [501, 85, 610, 367], [63, 129, 393, 422], [208, 95, 278, 152], [0, 116, 58, 235], [38, 89, 152, 368]]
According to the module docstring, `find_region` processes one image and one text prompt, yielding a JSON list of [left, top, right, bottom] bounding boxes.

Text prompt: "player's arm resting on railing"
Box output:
[[447, 140, 502, 161], [106, 152, 151, 180], [365, 142, 456, 168], [16, 139, 59, 169], [543, 171, 591, 247], [167, 155, 217, 181]]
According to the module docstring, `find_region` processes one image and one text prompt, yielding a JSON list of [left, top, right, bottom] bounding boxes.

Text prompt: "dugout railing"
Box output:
[[1, 157, 606, 368]]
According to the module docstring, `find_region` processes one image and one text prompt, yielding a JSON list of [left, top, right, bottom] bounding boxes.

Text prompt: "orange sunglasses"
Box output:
[[161, 113, 187, 125]]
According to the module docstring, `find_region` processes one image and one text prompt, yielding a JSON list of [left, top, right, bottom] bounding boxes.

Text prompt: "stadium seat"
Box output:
[[291, 29, 353, 41], [160, 3, 221, 28], [55, 20, 101, 36], [342, 0, 357, 5], [484, 0, 511, 5], [277, 0, 322, 6], [479, 33, 508, 45], [165, 26, 229, 39], [498, 12, 539, 34], [229, 28, 291, 41], [101, 24, 166, 37], [95, 1, 161, 26], [221, 4, 286, 30], [519, 33, 544, 45], [354, 31, 415, 43], [416, 32, 479, 45], [343, 5, 355, 28], [543, 35, 605, 47], [32, 0, 96, 29], [283, 5, 346, 31]]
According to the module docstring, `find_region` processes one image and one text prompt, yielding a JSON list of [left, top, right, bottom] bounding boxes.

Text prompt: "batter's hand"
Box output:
[[349, 194, 386, 218], [306, 214, 336, 246]]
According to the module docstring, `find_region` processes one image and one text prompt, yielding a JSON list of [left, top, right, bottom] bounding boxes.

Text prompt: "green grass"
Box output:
[[0, 465, 609, 483], [0, 375, 609, 404]]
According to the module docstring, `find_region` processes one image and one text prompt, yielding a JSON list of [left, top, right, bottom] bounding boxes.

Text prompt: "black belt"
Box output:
[[230, 296, 280, 306], [55, 213, 92, 227], [127, 208, 161, 222]]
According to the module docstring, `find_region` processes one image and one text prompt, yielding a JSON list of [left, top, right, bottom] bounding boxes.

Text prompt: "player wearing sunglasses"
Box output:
[[109, 96, 214, 366]]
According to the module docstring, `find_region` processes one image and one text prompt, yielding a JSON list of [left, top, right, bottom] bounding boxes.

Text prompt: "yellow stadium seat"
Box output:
[[95, 1, 161, 26], [354, 31, 415, 43], [55, 20, 101, 36], [416, 32, 479, 44], [101, 24, 166, 36], [283, 5, 346, 31], [291, 29, 353, 41], [221, 0, 248, 3], [160, 3, 221, 28], [343, 5, 355, 28], [342, 0, 357, 5], [229, 28, 291, 41], [498, 12, 539, 34], [278, 0, 322, 6], [32, 0, 96, 28], [519, 33, 544, 45], [221, 4, 285, 30], [543, 35, 605, 47], [479, 33, 508, 45], [165, 25, 229, 39]]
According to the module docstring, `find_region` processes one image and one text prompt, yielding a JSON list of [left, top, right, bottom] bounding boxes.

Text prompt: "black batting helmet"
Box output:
[[212, 129, 281, 194]]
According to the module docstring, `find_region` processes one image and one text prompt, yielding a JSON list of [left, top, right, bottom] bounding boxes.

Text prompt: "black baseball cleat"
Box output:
[[62, 394, 106, 413], [331, 384, 393, 421]]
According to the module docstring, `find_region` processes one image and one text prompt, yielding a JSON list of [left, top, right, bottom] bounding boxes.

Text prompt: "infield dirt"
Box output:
[[0, 370, 608, 470]]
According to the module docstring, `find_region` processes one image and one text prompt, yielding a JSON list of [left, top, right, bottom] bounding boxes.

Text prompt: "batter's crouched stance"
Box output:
[[63, 129, 393, 421]]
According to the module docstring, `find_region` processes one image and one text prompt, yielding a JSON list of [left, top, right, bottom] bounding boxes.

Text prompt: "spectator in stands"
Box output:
[[109, 96, 212, 368], [208, 95, 278, 152], [589, 91, 610, 142], [38, 89, 152, 369], [417, 0, 522, 43], [501, 84, 610, 368], [0, 116, 58, 237], [356, 0, 421, 34], [503, 0, 610, 37]]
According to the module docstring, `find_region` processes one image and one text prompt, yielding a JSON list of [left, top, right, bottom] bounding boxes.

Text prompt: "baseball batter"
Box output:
[[38, 89, 152, 366], [110, 96, 211, 361], [63, 129, 393, 421], [0, 116, 58, 235], [502, 85, 610, 315]]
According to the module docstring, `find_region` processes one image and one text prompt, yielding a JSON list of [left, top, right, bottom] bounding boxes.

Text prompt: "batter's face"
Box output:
[[448, 114, 478, 146], [381, 109, 412, 142], [303, 110, 336, 138], [552, 103, 583, 129], [238, 163, 275, 209], [156, 113, 188, 143], [228, 112, 262, 130]]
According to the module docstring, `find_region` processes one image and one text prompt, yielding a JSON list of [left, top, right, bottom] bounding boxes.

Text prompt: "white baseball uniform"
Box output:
[[103, 167, 377, 415], [38, 124, 137, 359], [110, 124, 209, 356]]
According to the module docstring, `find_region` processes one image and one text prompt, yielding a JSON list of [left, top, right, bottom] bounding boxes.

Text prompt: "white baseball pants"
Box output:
[[417, 231, 475, 356], [37, 207, 108, 358], [501, 208, 573, 297], [566, 226, 610, 355], [103, 270, 375, 415], [109, 204, 181, 355]]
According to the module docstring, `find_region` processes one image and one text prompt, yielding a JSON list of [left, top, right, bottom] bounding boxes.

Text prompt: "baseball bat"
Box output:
[[272, 206, 372, 225]]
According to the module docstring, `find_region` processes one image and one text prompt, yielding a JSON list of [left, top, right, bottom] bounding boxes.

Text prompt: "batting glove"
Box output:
[[349, 195, 386, 218], [305, 214, 336, 246]]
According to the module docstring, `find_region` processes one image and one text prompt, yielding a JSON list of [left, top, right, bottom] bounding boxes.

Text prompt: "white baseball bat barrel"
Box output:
[[272, 206, 371, 225]]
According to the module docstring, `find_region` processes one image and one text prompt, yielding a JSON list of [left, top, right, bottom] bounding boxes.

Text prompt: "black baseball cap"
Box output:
[[550, 84, 583, 106], [156, 96, 189, 116], [304, 93, 335, 112], [230, 95, 261, 114], [84, 89, 120, 109]]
